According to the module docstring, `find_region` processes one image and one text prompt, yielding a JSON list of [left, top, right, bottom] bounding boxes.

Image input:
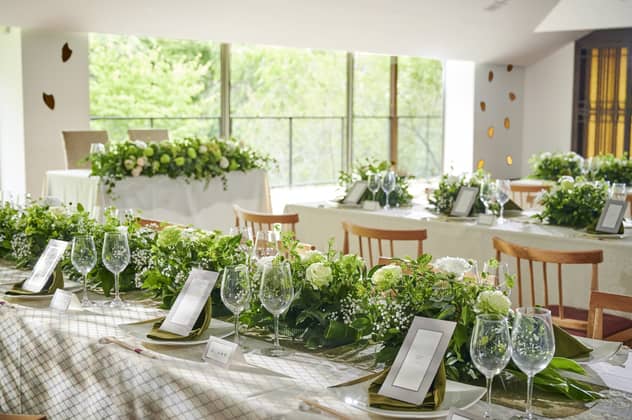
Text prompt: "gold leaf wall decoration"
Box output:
[[504, 117, 510, 129], [62, 42, 73, 62], [42, 93, 55, 110], [509, 92, 516, 101], [507, 64, 513, 72], [487, 126, 495, 138], [480, 101, 486, 111], [506, 155, 513, 165], [488, 70, 494, 82], [477, 159, 485, 169]]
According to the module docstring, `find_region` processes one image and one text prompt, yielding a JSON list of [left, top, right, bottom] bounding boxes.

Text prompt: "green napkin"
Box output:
[[554, 324, 592, 359], [5, 264, 64, 295], [146, 297, 212, 341]]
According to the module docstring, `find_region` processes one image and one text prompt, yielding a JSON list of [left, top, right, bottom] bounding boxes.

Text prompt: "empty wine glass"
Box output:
[[102, 231, 131, 308], [259, 261, 294, 357], [229, 226, 253, 263], [511, 307, 556, 420], [611, 183, 627, 201], [90, 143, 105, 155], [495, 179, 511, 223], [368, 173, 382, 201], [482, 261, 508, 285], [221, 264, 252, 346], [381, 170, 396, 210], [253, 230, 279, 261], [480, 181, 495, 215], [470, 314, 512, 419], [71, 235, 97, 307]]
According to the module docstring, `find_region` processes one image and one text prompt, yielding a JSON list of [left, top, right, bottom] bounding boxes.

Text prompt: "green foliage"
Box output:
[[429, 170, 488, 215], [592, 154, 632, 185], [338, 159, 413, 207], [90, 137, 274, 193], [529, 152, 584, 181], [536, 180, 609, 229]]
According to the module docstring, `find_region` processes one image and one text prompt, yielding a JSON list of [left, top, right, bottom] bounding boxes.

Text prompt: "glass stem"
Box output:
[[500, 204, 505, 220], [274, 314, 280, 348], [234, 310, 240, 344], [526, 374, 534, 419], [114, 272, 120, 300], [385, 192, 390, 208], [82, 273, 88, 302], [485, 375, 493, 418]]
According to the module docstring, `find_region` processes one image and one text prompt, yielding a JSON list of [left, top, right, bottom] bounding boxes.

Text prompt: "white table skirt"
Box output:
[[285, 203, 632, 311], [43, 169, 272, 232]]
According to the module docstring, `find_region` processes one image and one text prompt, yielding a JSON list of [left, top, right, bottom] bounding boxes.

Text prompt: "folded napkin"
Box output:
[[146, 297, 212, 341], [554, 324, 592, 359], [5, 264, 64, 295]]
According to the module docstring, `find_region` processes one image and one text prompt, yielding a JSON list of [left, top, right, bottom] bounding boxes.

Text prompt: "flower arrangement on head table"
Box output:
[[429, 169, 489, 215], [338, 158, 413, 207], [89, 137, 275, 193]]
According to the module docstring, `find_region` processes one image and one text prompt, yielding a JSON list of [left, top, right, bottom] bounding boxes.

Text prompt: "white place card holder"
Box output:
[[447, 408, 483, 420], [343, 181, 369, 205], [596, 199, 628, 234], [203, 336, 246, 368], [450, 187, 479, 217], [159, 269, 218, 337], [378, 316, 456, 405], [362, 200, 380, 211], [476, 214, 496, 226], [21, 239, 69, 293], [49, 289, 80, 312]]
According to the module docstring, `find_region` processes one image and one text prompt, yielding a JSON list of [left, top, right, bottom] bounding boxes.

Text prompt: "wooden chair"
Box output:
[[61, 130, 109, 169], [128, 129, 169, 143], [342, 221, 427, 268], [493, 236, 603, 336], [588, 291, 632, 345], [510, 183, 551, 209], [627, 192, 632, 218], [0, 415, 47, 420], [138, 218, 172, 231], [233, 204, 299, 234]]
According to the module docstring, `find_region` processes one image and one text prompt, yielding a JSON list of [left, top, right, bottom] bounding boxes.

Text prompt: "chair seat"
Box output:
[[548, 305, 632, 338]]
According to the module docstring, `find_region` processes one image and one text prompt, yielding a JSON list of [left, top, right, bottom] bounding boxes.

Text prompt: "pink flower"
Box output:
[[131, 166, 143, 177]]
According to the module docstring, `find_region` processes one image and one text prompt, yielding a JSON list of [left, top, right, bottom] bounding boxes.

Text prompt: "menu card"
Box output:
[[21, 239, 69, 293]]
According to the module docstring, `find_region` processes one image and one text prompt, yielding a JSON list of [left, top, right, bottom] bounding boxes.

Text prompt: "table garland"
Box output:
[[429, 170, 488, 215], [591, 154, 632, 185], [528, 152, 584, 181], [338, 159, 413, 207], [89, 137, 275, 193]]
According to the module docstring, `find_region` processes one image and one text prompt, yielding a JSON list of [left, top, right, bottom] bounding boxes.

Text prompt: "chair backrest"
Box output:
[[342, 221, 427, 268], [588, 290, 632, 342], [493, 236, 603, 333], [128, 129, 169, 143], [510, 183, 551, 208], [138, 218, 172, 231], [233, 204, 299, 234], [61, 130, 109, 169], [627, 193, 632, 217]]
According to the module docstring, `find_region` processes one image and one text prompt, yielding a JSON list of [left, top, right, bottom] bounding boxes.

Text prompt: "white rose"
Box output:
[[433, 257, 471, 278], [219, 156, 230, 169], [131, 166, 143, 177], [198, 145, 208, 154], [475, 290, 511, 316], [306, 262, 333, 290], [372, 264, 402, 291], [133, 140, 147, 149]]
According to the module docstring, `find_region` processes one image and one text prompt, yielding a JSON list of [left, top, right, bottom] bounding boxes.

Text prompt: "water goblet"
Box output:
[[259, 261, 294, 357], [221, 264, 252, 346], [229, 226, 253, 261], [480, 181, 495, 215], [71, 235, 97, 307], [381, 170, 396, 209], [253, 230, 279, 262], [611, 183, 627, 201], [470, 314, 512, 419], [511, 307, 556, 420], [495, 179, 511, 223], [367, 173, 382, 202], [102, 231, 131, 308]]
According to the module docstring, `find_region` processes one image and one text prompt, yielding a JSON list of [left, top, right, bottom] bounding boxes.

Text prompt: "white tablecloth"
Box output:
[[44, 169, 272, 232], [286, 203, 632, 310]]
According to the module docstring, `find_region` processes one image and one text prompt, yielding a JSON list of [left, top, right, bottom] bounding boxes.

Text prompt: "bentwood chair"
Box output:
[[61, 130, 109, 169], [588, 290, 632, 345], [342, 221, 427, 268], [509, 183, 551, 209], [0, 415, 47, 420], [492, 236, 604, 336], [233, 204, 299, 235], [128, 129, 169, 143]]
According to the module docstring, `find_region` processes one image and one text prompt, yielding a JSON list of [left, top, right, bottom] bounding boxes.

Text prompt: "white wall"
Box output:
[[473, 63, 524, 179], [521, 42, 574, 176], [0, 27, 26, 195], [443, 60, 475, 175], [21, 29, 90, 197]]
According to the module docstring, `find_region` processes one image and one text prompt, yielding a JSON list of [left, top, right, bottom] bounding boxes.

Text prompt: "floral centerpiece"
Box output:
[[429, 170, 488, 215], [90, 137, 275, 193], [591, 154, 632, 185], [528, 152, 584, 181], [338, 159, 413, 207]]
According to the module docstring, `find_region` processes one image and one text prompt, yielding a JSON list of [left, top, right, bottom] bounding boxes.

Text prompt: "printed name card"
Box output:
[[447, 408, 483, 420], [596, 199, 628, 234], [159, 269, 218, 337], [450, 187, 478, 217], [476, 214, 495, 226], [49, 289, 80, 312], [203, 336, 244, 368], [378, 316, 456, 405], [22, 239, 69, 293]]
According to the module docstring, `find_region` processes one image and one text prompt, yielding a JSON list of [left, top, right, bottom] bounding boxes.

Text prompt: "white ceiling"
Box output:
[[0, 0, 594, 65], [536, 0, 632, 33]]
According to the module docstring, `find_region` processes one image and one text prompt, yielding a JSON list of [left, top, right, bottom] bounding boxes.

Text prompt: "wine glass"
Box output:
[[480, 181, 495, 215], [381, 170, 396, 210], [229, 226, 253, 261], [470, 314, 512, 419], [368, 173, 382, 202], [259, 261, 294, 357], [90, 143, 105, 155], [221, 264, 252, 346], [102, 231, 131, 308], [71, 235, 97, 307], [253, 230, 279, 262], [511, 307, 556, 420], [495, 179, 511, 223], [611, 183, 627, 201]]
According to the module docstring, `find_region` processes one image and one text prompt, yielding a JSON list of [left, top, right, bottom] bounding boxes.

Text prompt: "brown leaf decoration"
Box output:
[[480, 101, 486, 112], [504, 117, 510, 129], [477, 159, 485, 170], [506, 155, 513, 166], [509, 92, 517, 101], [488, 70, 494, 82], [42, 93, 55, 110], [507, 64, 513, 72], [62, 42, 73, 62], [487, 126, 495, 139]]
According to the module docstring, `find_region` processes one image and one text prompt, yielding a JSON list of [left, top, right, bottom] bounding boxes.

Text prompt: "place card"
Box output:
[[596, 199, 628, 234], [49, 289, 80, 312], [203, 336, 245, 368], [362, 200, 380, 211], [159, 269, 218, 337], [450, 187, 478, 217], [378, 316, 456, 405], [447, 408, 483, 420], [476, 214, 496, 225], [21, 239, 69, 293], [342, 181, 368, 205]]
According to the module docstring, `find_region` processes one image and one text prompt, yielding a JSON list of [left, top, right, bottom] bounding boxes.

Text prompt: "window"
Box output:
[[573, 29, 632, 157]]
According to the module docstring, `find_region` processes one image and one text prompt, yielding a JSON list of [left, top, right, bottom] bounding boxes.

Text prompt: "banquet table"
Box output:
[[285, 202, 632, 310], [43, 169, 272, 232]]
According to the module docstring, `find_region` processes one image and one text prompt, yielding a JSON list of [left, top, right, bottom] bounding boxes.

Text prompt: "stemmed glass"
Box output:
[[611, 183, 627, 201], [368, 173, 382, 202], [102, 231, 131, 308], [470, 314, 512, 419], [71, 235, 97, 307], [259, 261, 294, 357], [381, 170, 396, 210], [253, 231, 279, 261], [230, 226, 253, 262], [480, 181, 495, 215], [511, 307, 556, 420], [495, 179, 511, 223], [221, 264, 252, 346]]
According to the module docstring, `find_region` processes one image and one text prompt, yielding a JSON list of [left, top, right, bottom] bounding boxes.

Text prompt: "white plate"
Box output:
[[574, 336, 622, 364], [1, 280, 82, 300], [118, 318, 235, 346], [331, 379, 485, 418]]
